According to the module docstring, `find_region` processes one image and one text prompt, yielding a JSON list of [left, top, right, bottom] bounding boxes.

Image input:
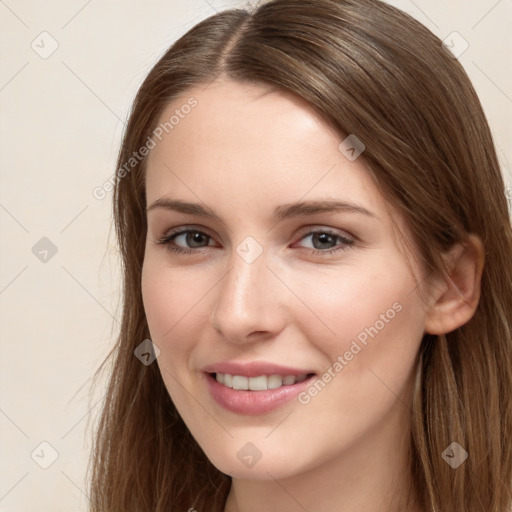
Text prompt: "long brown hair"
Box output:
[[88, 1, 512, 510]]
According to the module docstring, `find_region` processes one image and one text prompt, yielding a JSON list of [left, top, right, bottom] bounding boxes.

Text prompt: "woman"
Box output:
[[88, 1, 512, 511]]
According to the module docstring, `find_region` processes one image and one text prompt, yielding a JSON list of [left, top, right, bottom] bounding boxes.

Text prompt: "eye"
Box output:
[[156, 227, 355, 257], [295, 229, 355, 256], [156, 229, 215, 254]]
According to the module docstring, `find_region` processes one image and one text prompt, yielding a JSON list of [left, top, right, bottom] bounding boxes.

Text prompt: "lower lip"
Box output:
[[204, 372, 316, 415]]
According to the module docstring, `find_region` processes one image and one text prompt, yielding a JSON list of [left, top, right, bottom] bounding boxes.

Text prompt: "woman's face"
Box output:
[[141, 79, 432, 480]]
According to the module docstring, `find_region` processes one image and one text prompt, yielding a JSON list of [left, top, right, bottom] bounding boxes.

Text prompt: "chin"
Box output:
[[201, 442, 313, 481]]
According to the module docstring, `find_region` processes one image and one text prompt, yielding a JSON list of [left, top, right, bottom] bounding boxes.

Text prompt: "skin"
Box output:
[[141, 79, 484, 512]]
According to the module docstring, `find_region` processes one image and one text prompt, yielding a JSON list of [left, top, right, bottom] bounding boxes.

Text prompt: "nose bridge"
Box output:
[[211, 243, 283, 341]]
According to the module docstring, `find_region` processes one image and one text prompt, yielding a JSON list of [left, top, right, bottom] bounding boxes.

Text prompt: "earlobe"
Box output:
[[424, 234, 485, 335]]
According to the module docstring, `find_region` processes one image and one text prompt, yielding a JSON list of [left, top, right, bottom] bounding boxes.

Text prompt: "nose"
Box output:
[[210, 247, 287, 345]]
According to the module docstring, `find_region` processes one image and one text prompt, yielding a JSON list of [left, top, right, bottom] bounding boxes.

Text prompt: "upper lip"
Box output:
[[202, 361, 316, 378]]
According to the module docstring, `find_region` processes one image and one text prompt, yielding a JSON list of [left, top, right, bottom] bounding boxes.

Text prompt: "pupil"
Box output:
[[314, 233, 334, 249], [188, 232, 207, 247]]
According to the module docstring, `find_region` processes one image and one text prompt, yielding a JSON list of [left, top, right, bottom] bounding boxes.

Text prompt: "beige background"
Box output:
[[0, 0, 510, 510]]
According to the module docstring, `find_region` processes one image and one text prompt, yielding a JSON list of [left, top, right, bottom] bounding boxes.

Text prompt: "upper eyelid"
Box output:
[[163, 225, 217, 242]]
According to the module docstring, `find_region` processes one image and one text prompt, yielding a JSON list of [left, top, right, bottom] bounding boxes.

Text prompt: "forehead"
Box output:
[[146, 79, 378, 204], [152, 79, 339, 167]]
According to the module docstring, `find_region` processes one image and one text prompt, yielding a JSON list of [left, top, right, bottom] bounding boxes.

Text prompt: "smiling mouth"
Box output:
[[208, 372, 316, 391]]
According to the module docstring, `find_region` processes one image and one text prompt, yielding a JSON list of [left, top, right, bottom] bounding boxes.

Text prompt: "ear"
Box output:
[[424, 234, 485, 335]]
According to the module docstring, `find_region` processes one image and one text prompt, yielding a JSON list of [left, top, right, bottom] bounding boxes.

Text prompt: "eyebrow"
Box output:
[[146, 198, 376, 220]]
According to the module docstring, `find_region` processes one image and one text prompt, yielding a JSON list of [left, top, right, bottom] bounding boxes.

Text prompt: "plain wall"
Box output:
[[0, 0, 510, 510]]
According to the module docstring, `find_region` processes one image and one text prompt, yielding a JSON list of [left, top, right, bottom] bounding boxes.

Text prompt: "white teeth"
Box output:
[[267, 375, 283, 389], [232, 375, 249, 390], [214, 373, 310, 391], [249, 375, 267, 391], [282, 375, 296, 385]]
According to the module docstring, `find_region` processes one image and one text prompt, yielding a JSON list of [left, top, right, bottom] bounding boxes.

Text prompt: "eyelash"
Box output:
[[156, 228, 355, 257]]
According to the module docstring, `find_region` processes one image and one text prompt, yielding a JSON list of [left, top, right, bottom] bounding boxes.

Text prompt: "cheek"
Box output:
[[286, 252, 425, 358], [294, 265, 426, 423], [141, 257, 210, 341], [141, 258, 209, 405]]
